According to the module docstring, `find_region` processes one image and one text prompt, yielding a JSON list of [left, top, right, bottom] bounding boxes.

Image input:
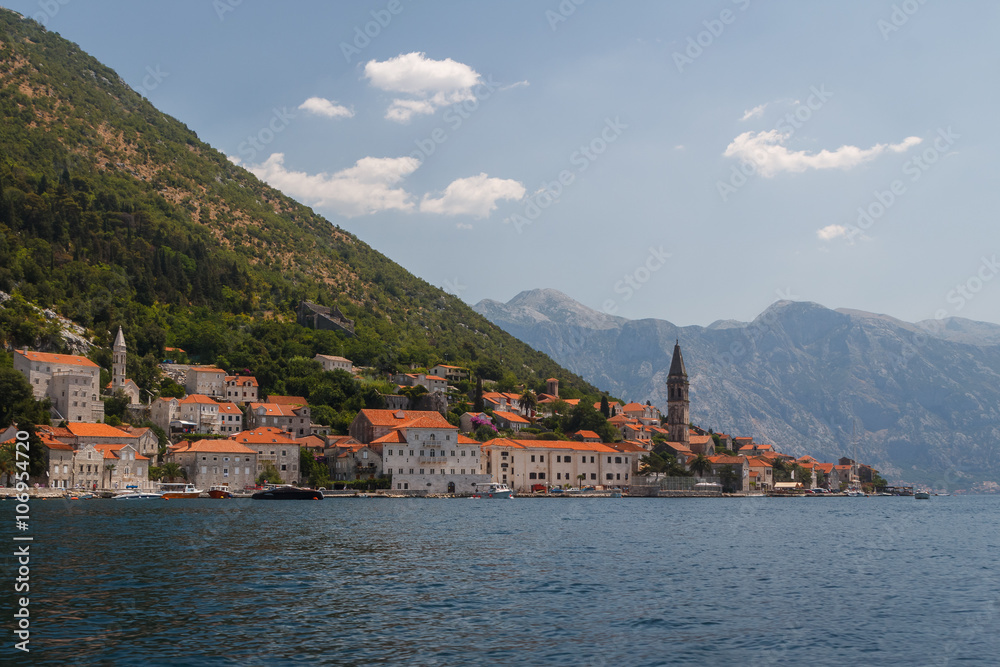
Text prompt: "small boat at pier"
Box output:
[[160, 483, 203, 499], [473, 483, 514, 499], [251, 486, 323, 500]]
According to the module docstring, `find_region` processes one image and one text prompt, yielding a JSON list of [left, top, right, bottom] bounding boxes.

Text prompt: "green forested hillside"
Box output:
[[0, 10, 602, 422]]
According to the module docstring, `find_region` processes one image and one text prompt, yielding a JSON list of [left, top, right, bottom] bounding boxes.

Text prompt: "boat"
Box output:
[[251, 486, 323, 500], [473, 483, 514, 499], [207, 485, 234, 499], [114, 491, 164, 500], [159, 483, 204, 499], [915, 491, 930, 499]]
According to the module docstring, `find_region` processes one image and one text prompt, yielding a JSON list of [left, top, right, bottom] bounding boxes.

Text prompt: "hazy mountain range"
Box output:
[[475, 289, 1000, 486]]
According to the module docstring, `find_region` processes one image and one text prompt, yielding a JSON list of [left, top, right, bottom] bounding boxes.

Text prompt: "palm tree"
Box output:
[[577, 473, 586, 489], [689, 454, 713, 478], [161, 461, 183, 483], [104, 462, 116, 490], [520, 390, 537, 419]]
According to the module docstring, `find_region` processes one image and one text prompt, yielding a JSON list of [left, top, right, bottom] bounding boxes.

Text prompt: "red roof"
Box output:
[[65, 423, 136, 439], [234, 427, 296, 444], [170, 439, 256, 454], [16, 349, 98, 368], [482, 438, 618, 453], [189, 367, 226, 374], [493, 410, 530, 424], [180, 394, 218, 405], [356, 410, 453, 429], [225, 375, 259, 386]]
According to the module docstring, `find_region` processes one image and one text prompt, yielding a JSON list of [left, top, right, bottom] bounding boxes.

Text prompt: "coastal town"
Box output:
[[4, 327, 895, 498]]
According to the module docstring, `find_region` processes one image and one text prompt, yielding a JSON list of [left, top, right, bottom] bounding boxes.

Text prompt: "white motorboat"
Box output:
[[474, 483, 514, 499], [114, 491, 164, 500]]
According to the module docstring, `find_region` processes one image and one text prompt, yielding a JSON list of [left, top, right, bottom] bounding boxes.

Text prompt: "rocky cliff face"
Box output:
[[475, 290, 1000, 486]]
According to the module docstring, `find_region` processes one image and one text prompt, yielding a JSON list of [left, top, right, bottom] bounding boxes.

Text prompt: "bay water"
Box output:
[[6, 495, 999, 665]]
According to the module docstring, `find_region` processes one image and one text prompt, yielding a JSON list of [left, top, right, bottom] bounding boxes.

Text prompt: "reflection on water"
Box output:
[[8, 496, 1000, 665]]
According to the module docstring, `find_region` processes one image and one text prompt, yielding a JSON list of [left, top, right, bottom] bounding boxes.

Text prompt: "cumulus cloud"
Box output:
[[724, 131, 922, 177], [298, 97, 354, 119], [740, 104, 767, 121], [246, 153, 420, 217], [816, 224, 848, 241], [364, 52, 481, 122], [419, 173, 525, 218]]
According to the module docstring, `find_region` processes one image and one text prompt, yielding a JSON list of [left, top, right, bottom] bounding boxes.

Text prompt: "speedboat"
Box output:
[[251, 486, 323, 500], [114, 491, 164, 500], [915, 491, 930, 499], [473, 483, 514, 499], [160, 483, 204, 499]]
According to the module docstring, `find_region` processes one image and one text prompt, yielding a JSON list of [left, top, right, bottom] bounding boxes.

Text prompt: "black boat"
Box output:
[[251, 486, 324, 500]]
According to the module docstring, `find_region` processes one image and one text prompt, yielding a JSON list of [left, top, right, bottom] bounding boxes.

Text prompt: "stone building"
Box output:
[[481, 439, 634, 493], [232, 427, 300, 485], [297, 301, 355, 337], [167, 439, 258, 491], [14, 349, 104, 423]]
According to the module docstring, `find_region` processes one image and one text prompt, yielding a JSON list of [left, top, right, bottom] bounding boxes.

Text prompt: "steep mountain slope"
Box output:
[[0, 10, 599, 400], [475, 289, 1000, 485]]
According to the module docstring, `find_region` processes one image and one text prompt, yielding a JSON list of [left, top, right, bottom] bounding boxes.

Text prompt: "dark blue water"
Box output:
[[5, 495, 999, 665]]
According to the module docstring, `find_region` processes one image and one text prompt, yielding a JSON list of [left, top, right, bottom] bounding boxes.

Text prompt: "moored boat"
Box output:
[[207, 485, 234, 499], [473, 483, 514, 499], [114, 491, 164, 500], [915, 491, 930, 499], [251, 486, 323, 500], [160, 483, 203, 499]]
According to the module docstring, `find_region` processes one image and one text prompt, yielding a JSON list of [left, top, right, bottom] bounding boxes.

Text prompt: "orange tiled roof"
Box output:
[[493, 410, 529, 424], [218, 402, 242, 414], [65, 423, 135, 439], [234, 428, 296, 444], [357, 410, 453, 429], [15, 349, 98, 367], [250, 402, 305, 417], [171, 439, 256, 454], [457, 435, 478, 445], [93, 444, 150, 460], [571, 430, 601, 439], [180, 394, 218, 405], [225, 375, 259, 386], [482, 438, 619, 453], [371, 431, 407, 444], [189, 367, 226, 374]]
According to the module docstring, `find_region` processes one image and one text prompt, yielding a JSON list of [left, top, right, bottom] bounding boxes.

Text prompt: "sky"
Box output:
[[6, 0, 1000, 326]]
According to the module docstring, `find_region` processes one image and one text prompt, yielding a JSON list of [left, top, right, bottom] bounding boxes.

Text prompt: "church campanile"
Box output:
[[666, 340, 690, 445]]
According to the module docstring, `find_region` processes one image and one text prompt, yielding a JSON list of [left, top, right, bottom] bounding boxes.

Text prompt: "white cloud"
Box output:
[[816, 224, 848, 241], [246, 153, 420, 217], [724, 131, 922, 177], [298, 97, 354, 119], [740, 104, 767, 121], [364, 52, 481, 122], [420, 173, 525, 218]]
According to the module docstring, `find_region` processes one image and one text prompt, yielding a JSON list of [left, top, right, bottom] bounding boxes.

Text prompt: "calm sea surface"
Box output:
[[5, 495, 1000, 666]]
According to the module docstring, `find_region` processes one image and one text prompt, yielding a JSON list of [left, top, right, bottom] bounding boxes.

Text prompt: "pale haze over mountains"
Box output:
[[475, 289, 1000, 486]]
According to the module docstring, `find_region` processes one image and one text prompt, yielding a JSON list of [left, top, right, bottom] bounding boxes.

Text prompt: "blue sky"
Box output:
[[8, 0, 1000, 326]]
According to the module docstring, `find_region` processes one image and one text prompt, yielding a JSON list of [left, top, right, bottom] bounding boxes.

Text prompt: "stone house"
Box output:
[[167, 439, 258, 491], [480, 439, 634, 493], [247, 402, 311, 437], [314, 354, 354, 374], [233, 427, 300, 485], [185, 367, 226, 398], [224, 375, 259, 404], [14, 349, 105, 423]]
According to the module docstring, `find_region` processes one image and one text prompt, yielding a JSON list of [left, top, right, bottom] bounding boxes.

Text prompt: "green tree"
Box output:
[[718, 465, 741, 493], [689, 454, 713, 477], [599, 395, 610, 418], [103, 389, 131, 424], [160, 461, 184, 483], [257, 462, 283, 485]]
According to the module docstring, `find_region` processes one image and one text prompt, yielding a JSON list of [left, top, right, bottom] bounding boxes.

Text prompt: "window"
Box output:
[[419, 469, 425, 475], [540, 455, 544, 462], [460, 451, 466, 457], [430, 450, 436, 457], [399, 468, 403, 474], [556, 473, 561, 480], [450, 451, 455, 457], [201, 466, 207, 474], [606, 473, 613, 480], [538, 472, 546, 479], [450, 469, 455, 475], [461, 469, 465, 475], [591, 473, 597, 480], [501, 452, 508, 458], [281, 464, 287, 471], [529, 472, 537, 480], [446, 435, 451, 441], [409, 450, 414, 456], [224, 468, 229, 477], [531, 455, 536, 462], [616, 473, 621, 480], [363, 451, 368, 459], [591, 456, 595, 463], [615, 457, 622, 464], [409, 469, 414, 475], [420, 450, 425, 457]]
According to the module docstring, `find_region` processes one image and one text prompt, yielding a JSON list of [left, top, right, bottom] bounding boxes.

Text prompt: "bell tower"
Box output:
[[112, 326, 126, 391], [666, 340, 689, 445]]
